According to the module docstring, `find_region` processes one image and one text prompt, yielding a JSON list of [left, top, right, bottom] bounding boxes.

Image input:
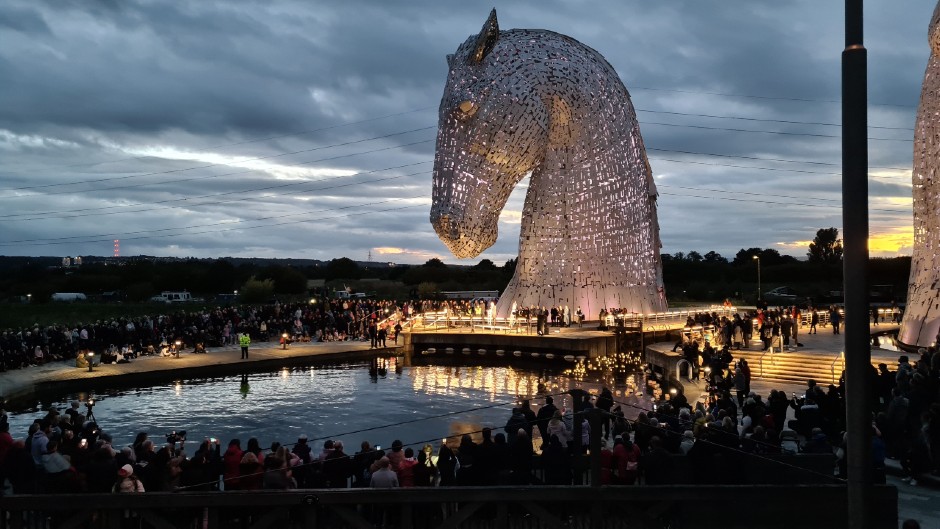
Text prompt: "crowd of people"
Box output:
[[0, 298, 937, 508], [673, 315, 940, 487], [0, 393, 804, 496], [0, 298, 417, 371], [2, 356, 936, 498]]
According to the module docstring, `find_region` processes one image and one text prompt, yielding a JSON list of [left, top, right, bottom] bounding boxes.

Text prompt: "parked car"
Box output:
[[764, 286, 798, 301], [51, 292, 87, 302]]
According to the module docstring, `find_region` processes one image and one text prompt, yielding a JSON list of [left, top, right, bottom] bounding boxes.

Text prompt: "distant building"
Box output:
[[52, 292, 87, 302]]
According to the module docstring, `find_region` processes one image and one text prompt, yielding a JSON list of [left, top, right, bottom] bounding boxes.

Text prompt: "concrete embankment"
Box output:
[[0, 341, 400, 408]]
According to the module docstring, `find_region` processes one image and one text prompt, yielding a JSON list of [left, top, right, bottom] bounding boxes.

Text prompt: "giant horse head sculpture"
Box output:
[[431, 10, 667, 317], [899, 1, 940, 348], [431, 10, 547, 258]]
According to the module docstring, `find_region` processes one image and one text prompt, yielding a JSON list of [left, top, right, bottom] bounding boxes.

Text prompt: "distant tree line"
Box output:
[[660, 228, 905, 302], [0, 228, 912, 304], [0, 256, 517, 303]]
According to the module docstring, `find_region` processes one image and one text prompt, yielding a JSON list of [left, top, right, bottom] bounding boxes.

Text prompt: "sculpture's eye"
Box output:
[[456, 100, 478, 121]]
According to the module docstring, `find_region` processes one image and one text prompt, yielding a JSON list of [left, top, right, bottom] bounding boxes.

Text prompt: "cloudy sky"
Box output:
[[0, 0, 932, 264]]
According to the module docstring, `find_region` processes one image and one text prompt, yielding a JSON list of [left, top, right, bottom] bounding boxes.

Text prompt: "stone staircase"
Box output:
[[732, 347, 889, 386]]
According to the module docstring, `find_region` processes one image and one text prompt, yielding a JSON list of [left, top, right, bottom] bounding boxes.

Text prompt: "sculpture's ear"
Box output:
[[470, 9, 499, 64], [931, 1, 940, 55]]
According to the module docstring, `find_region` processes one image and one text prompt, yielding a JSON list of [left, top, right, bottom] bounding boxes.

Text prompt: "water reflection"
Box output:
[[874, 335, 901, 352], [6, 357, 654, 452]]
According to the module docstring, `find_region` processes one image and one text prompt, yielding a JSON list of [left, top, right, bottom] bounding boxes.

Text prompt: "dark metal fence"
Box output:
[[0, 484, 898, 529]]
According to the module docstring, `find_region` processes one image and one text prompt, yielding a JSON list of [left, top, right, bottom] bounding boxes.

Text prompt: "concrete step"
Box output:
[[721, 349, 874, 385]]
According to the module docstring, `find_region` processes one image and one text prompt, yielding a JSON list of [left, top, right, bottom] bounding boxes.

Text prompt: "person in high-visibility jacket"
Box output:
[[239, 332, 251, 359]]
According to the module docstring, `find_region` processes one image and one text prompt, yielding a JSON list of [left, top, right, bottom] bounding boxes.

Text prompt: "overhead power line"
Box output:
[[651, 156, 911, 182], [647, 147, 910, 173], [0, 198, 430, 247], [0, 163, 431, 222], [0, 180, 911, 248], [5, 104, 911, 190], [629, 85, 913, 109], [656, 184, 909, 213], [635, 108, 913, 131], [0, 127, 435, 194], [643, 121, 911, 142], [656, 190, 909, 213], [0, 137, 435, 199], [39, 106, 437, 172], [0, 145, 911, 224]]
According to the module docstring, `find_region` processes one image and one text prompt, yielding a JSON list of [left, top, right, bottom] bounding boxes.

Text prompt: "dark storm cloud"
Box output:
[[0, 0, 933, 261], [0, 4, 51, 35], [0, 1, 332, 136]]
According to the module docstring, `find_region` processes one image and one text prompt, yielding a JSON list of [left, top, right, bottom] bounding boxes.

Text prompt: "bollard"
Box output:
[[569, 390, 584, 457], [586, 407, 603, 488]]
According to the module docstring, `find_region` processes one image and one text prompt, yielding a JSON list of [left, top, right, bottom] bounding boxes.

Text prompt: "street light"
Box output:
[[752, 255, 761, 303], [26, 293, 31, 303]]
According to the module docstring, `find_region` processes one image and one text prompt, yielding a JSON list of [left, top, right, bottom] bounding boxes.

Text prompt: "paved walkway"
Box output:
[[0, 340, 401, 404]]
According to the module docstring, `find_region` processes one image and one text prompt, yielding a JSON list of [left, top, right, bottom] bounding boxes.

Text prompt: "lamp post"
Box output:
[[87, 352, 94, 372], [282, 333, 289, 350], [174, 340, 181, 358], [843, 0, 872, 526], [752, 255, 761, 303], [26, 293, 31, 304]]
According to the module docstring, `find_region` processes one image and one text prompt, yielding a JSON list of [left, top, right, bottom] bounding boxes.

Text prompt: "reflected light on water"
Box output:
[[6, 357, 654, 451]]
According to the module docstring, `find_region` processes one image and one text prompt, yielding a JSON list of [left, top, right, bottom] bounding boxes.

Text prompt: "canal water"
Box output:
[[5, 355, 655, 452]]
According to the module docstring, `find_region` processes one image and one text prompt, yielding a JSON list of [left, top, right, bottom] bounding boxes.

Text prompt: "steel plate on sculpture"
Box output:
[[430, 10, 667, 318], [900, 2, 940, 348]]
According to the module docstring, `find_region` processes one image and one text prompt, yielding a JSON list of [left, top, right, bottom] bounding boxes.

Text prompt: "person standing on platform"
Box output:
[[369, 321, 378, 348], [536, 308, 547, 336], [830, 306, 841, 335], [239, 332, 250, 360], [792, 306, 802, 346], [810, 308, 819, 334], [377, 326, 387, 348], [780, 316, 792, 351]]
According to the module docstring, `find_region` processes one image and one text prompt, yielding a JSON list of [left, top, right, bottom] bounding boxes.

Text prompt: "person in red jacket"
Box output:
[[396, 447, 418, 487], [221, 439, 243, 490], [613, 436, 641, 485]]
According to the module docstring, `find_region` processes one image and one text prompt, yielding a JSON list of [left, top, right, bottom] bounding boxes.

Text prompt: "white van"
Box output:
[[151, 291, 193, 303]]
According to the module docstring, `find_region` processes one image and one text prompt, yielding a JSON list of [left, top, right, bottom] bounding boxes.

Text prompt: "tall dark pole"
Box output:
[[842, 1, 872, 528], [753, 255, 761, 302]]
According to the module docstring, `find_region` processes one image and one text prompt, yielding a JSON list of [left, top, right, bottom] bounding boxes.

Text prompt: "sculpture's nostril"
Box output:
[[434, 213, 460, 239]]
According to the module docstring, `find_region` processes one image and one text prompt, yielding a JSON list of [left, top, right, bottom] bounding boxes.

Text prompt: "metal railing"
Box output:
[[758, 347, 775, 378], [830, 351, 845, 384], [413, 306, 740, 335], [626, 306, 739, 333], [412, 311, 530, 333], [0, 484, 899, 529]]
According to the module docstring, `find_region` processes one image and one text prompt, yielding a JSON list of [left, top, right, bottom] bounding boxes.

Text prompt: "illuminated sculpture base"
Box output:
[[430, 10, 667, 318]]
